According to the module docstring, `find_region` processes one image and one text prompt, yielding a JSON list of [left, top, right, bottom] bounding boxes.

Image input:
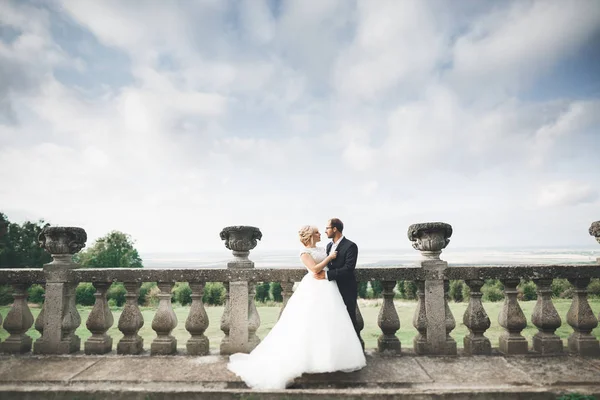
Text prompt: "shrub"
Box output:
[[552, 279, 573, 299], [358, 282, 368, 299], [146, 285, 161, 307], [107, 282, 126, 307], [0, 284, 13, 305], [203, 282, 226, 306], [172, 282, 192, 306], [588, 279, 600, 298], [76, 282, 97, 306], [482, 285, 504, 302], [519, 280, 537, 301], [371, 281, 383, 298], [28, 284, 45, 304], [138, 282, 157, 306], [108, 298, 117, 307], [271, 282, 283, 302], [395, 281, 405, 299], [449, 280, 464, 302], [255, 282, 271, 303], [403, 281, 417, 300]]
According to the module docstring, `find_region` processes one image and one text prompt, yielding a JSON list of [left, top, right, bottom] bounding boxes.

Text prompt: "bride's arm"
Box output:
[[300, 252, 336, 273]]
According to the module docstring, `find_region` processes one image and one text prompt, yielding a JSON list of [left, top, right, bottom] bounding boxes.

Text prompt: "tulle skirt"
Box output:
[[227, 273, 366, 389]]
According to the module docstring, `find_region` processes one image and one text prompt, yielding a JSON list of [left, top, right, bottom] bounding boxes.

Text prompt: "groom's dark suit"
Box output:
[[326, 237, 359, 335]]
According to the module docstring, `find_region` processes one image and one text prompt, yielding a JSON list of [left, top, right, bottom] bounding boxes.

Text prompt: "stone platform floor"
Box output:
[[1, 351, 600, 399]]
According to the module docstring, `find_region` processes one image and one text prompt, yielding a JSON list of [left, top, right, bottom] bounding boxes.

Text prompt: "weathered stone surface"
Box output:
[[407, 222, 452, 260], [220, 281, 248, 355], [417, 356, 533, 385], [498, 279, 528, 355], [220, 225, 262, 268], [38, 226, 87, 257], [463, 280, 491, 355], [589, 221, 600, 244], [151, 282, 178, 355], [413, 280, 428, 355], [531, 279, 563, 355], [117, 282, 144, 355], [84, 282, 113, 355], [0, 284, 34, 354], [377, 281, 400, 354], [507, 357, 600, 385], [566, 277, 600, 356], [247, 283, 260, 352], [0, 357, 98, 381], [186, 282, 210, 356]]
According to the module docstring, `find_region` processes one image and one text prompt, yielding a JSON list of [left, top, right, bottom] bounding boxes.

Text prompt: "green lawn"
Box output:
[[2, 299, 600, 351]]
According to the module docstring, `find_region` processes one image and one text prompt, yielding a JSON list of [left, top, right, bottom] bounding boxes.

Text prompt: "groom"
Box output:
[[314, 218, 361, 344]]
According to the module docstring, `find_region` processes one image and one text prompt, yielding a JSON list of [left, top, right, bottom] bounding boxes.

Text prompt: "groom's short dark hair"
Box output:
[[330, 218, 344, 233]]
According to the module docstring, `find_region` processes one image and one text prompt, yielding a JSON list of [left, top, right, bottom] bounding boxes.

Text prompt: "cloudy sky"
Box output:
[[1, 0, 599, 256]]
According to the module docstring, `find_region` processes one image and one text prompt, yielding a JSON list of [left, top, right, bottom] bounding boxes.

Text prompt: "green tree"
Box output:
[[75, 231, 143, 268], [0, 212, 51, 268]]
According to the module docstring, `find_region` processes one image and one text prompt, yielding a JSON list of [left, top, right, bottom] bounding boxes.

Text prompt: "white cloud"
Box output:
[[537, 181, 599, 207], [1, 0, 599, 255]]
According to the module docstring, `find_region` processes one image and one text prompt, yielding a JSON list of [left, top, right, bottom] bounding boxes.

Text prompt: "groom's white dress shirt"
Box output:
[[326, 235, 344, 279]]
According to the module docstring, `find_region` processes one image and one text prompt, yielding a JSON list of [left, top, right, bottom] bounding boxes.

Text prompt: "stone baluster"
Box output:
[[151, 282, 178, 355], [567, 278, 600, 356], [84, 282, 113, 354], [117, 282, 144, 354], [498, 279, 528, 354], [354, 300, 365, 350], [219, 225, 262, 355], [1, 284, 34, 353], [413, 280, 428, 354], [443, 280, 457, 355], [408, 222, 455, 355], [186, 282, 210, 356], [247, 282, 261, 351], [377, 280, 400, 354], [220, 282, 232, 354], [278, 281, 295, 320], [463, 279, 491, 355], [34, 226, 87, 354], [590, 221, 600, 264], [531, 278, 563, 354]]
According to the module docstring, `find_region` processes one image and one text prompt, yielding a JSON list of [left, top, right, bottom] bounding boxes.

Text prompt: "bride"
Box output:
[[227, 225, 366, 389]]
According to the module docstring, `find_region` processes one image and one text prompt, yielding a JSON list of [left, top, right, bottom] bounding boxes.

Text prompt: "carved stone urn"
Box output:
[[220, 226, 262, 268], [590, 221, 600, 245], [407, 222, 453, 260], [38, 227, 87, 265]]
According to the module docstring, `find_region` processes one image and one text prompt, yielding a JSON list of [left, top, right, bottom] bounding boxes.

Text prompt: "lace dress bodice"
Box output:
[[300, 246, 328, 271]]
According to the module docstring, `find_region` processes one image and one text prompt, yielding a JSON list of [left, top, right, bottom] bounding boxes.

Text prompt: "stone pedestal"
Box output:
[[84, 282, 113, 355], [532, 279, 563, 355], [1, 284, 34, 354], [151, 282, 178, 355], [498, 279, 528, 355]]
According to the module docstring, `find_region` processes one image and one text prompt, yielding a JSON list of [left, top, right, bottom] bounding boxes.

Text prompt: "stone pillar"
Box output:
[[247, 282, 261, 352], [408, 222, 455, 355], [377, 280, 401, 354], [413, 280, 428, 354], [186, 282, 210, 356], [531, 278, 563, 354], [278, 281, 294, 320], [1, 284, 34, 353], [589, 221, 600, 264], [151, 282, 178, 355], [443, 280, 457, 354], [498, 279, 528, 354], [463, 279, 491, 355], [117, 282, 144, 354], [34, 227, 87, 354], [567, 278, 600, 356], [84, 282, 113, 354], [219, 225, 262, 355]]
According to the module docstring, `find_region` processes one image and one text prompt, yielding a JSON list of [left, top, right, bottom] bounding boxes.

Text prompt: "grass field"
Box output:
[[2, 299, 600, 351]]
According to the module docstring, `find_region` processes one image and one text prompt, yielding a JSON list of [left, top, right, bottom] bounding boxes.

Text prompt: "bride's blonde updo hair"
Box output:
[[298, 225, 317, 247]]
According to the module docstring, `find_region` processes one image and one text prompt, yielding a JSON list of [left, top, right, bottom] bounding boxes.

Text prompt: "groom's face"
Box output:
[[325, 221, 335, 239]]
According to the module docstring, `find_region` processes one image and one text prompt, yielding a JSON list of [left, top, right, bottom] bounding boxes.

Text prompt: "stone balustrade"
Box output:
[[0, 222, 599, 358]]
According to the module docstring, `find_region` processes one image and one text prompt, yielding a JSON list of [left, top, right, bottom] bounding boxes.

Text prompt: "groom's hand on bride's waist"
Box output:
[[314, 270, 326, 280]]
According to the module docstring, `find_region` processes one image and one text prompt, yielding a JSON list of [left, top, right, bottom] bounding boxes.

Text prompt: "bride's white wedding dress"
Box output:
[[227, 246, 366, 389]]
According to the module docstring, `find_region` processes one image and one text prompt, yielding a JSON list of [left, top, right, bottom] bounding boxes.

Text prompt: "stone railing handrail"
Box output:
[[2, 264, 600, 284]]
